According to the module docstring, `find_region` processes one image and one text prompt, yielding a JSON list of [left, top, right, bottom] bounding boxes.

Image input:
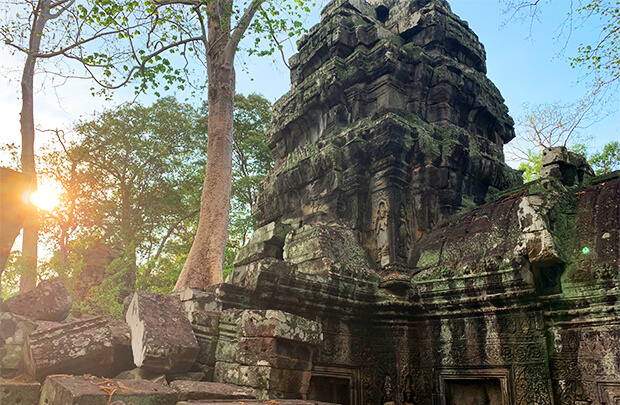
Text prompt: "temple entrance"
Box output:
[[436, 368, 512, 405], [444, 379, 503, 405], [307, 366, 360, 405]]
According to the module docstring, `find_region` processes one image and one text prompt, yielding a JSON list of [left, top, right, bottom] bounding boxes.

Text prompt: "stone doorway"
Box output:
[[436, 368, 512, 405], [444, 379, 503, 405], [306, 366, 360, 405]]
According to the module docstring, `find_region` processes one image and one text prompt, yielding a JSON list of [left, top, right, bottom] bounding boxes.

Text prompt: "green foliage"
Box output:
[[571, 0, 620, 85], [518, 149, 543, 182], [589, 141, 620, 174], [1, 252, 24, 298], [223, 245, 238, 281], [73, 258, 127, 319], [1, 94, 273, 309]]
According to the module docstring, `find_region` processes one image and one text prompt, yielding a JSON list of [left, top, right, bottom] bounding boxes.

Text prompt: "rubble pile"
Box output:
[[0, 278, 327, 405]]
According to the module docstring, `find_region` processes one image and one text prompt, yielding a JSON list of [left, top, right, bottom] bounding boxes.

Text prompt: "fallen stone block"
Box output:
[[23, 316, 114, 381], [1, 278, 72, 321], [114, 368, 167, 385], [126, 291, 199, 373], [170, 380, 255, 401], [0, 376, 40, 405], [0, 312, 37, 377], [38, 375, 178, 405]]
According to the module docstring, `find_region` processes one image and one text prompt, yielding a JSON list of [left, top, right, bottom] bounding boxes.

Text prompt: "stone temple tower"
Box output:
[[252, 0, 521, 271], [174, 1, 619, 404]]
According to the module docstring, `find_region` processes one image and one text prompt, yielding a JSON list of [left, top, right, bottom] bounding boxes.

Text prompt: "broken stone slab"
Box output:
[[169, 380, 255, 401], [23, 316, 114, 381], [114, 368, 167, 385], [1, 278, 72, 321], [38, 375, 178, 405], [126, 291, 199, 373], [0, 376, 40, 405], [0, 312, 37, 377]]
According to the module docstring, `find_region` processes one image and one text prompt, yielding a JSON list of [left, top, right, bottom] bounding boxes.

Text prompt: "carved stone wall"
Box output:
[[183, 0, 620, 404]]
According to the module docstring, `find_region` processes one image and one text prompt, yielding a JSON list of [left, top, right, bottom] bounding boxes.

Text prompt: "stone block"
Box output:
[[38, 375, 177, 405], [0, 377, 40, 405], [1, 278, 72, 321], [214, 363, 311, 394], [176, 288, 222, 312], [185, 309, 220, 335], [234, 222, 294, 266], [0, 312, 37, 377], [238, 310, 323, 345], [229, 258, 293, 290], [191, 364, 215, 381], [216, 337, 313, 371], [195, 333, 219, 366], [125, 291, 199, 373], [170, 380, 255, 401], [282, 225, 377, 281], [23, 316, 114, 381]]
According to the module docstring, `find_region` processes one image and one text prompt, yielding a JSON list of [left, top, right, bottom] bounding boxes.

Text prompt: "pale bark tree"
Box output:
[[134, 0, 308, 290]]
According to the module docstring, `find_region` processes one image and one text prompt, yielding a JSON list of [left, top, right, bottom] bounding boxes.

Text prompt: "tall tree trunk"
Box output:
[[172, 0, 260, 290], [19, 0, 50, 292], [174, 51, 235, 290]]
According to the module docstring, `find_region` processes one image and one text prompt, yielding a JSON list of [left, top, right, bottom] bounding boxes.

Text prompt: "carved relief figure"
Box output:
[[382, 374, 395, 405], [375, 200, 390, 267], [402, 374, 414, 405]]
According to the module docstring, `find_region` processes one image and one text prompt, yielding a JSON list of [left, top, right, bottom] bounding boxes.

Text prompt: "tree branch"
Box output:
[[224, 0, 262, 61]]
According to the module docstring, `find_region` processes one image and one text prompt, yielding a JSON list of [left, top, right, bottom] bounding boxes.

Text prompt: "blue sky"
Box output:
[[0, 0, 618, 162]]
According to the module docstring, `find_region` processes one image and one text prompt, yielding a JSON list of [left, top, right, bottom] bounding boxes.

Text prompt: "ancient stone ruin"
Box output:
[[1, 0, 619, 404]]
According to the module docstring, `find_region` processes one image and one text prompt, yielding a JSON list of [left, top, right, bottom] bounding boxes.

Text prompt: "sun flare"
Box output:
[[29, 182, 62, 211]]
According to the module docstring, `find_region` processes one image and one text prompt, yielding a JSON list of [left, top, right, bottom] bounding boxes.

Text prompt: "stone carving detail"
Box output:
[[374, 200, 391, 267], [382, 374, 395, 405]]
